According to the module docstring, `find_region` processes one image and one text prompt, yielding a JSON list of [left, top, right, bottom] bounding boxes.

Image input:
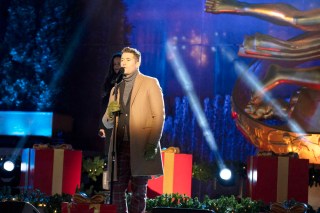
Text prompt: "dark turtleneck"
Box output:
[[122, 70, 138, 105]]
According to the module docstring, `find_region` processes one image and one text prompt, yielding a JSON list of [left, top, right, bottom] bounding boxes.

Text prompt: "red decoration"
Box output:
[[231, 111, 238, 119], [147, 153, 192, 198], [247, 156, 309, 204], [61, 202, 116, 213], [20, 148, 82, 195]]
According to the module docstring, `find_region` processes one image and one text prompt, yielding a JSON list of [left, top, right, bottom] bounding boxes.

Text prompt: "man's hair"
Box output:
[[121, 47, 141, 62]]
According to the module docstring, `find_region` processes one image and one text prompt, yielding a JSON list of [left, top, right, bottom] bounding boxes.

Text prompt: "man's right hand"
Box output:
[[107, 101, 121, 118], [98, 129, 106, 138]]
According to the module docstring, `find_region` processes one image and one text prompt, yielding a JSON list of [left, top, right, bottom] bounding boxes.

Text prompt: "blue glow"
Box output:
[[0, 111, 53, 137]]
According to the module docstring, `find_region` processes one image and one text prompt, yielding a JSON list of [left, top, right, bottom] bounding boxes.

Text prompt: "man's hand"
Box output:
[[144, 143, 158, 160], [98, 129, 106, 138], [107, 101, 120, 118]]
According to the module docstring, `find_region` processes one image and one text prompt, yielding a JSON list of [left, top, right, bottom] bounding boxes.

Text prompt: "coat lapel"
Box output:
[[130, 72, 143, 106]]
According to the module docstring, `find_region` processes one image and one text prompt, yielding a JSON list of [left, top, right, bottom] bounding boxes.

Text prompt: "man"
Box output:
[[102, 47, 165, 213]]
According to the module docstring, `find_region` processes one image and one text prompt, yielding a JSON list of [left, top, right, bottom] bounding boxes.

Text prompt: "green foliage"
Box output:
[[146, 194, 263, 213], [82, 156, 105, 182], [80, 156, 106, 196], [0, 190, 304, 213], [0, 189, 72, 213], [192, 162, 216, 181], [192, 161, 247, 181], [204, 195, 262, 213], [45, 193, 72, 213]]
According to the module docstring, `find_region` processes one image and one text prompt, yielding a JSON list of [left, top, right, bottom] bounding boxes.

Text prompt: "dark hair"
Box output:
[[103, 52, 121, 93], [101, 52, 121, 107]]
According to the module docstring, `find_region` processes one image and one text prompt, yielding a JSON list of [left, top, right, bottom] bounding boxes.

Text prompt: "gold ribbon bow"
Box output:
[[72, 192, 106, 204], [270, 202, 307, 213], [33, 143, 73, 150], [89, 204, 101, 213], [33, 143, 50, 149], [162, 147, 180, 153]]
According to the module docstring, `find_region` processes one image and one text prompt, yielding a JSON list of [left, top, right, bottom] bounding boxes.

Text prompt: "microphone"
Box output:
[[111, 68, 124, 85]]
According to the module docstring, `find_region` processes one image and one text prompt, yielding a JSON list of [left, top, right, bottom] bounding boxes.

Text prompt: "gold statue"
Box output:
[[253, 64, 320, 97], [205, 0, 320, 163], [205, 0, 320, 31], [240, 33, 320, 61]]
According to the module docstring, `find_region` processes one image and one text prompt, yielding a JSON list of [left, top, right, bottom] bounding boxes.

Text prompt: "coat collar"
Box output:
[[130, 71, 143, 106]]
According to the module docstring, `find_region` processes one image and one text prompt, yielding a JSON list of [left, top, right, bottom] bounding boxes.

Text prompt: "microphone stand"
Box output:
[[109, 72, 123, 204]]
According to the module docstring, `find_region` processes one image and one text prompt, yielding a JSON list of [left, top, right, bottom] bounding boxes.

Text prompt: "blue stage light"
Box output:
[[0, 111, 53, 137]]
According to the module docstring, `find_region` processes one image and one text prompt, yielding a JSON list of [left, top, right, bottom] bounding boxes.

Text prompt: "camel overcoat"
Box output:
[[102, 71, 165, 181]]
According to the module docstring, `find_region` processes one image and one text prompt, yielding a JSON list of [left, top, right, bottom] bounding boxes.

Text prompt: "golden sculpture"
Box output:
[[240, 33, 320, 61], [205, 0, 320, 31], [205, 0, 320, 164]]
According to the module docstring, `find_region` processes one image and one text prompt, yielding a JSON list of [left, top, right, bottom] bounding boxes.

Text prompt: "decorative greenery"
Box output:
[[80, 156, 106, 196], [1, 190, 317, 213], [192, 161, 247, 182], [146, 193, 264, 213], [192, 162, 216, 181], [0, 0, 77, 110], [203, 195, 264, 213], [0, 189, 72, 213], [82, 156, 105, 182], [46, 193, 72, 213]]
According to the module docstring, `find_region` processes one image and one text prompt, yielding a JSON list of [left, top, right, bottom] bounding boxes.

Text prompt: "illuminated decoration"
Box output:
[[0, 0, 78, 111], [205, 0, 320, 164], [189, 30, 209, 67], [0, 157, 21, 187], [0, 111, 53, 137]]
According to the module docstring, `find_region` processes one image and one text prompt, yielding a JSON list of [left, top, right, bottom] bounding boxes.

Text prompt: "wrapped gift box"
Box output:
[[247, 156, 309, 204], [147, 153, 192, 198], [61, 202, 116, 213], [20, 148, 82, 195]]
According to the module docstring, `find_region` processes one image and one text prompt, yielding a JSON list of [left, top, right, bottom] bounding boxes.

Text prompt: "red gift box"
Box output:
[[20, 148, 82, 195], [147, 153, 192, 198], [61, 202, 116, 213], [247, 156, 309, 204]]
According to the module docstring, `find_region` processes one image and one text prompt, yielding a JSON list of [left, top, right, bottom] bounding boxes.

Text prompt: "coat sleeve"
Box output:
[[147, 78, 165, 145], [102, 87, 115, 129]]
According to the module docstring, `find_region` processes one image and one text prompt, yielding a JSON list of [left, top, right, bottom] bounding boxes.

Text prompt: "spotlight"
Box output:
[[3, 161, 15, 172], [217, 167, 235, 186], [219, 168, 232, 181], [0, 157, 21, 187]]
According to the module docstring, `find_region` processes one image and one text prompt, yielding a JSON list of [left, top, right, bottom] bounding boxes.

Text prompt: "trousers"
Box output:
[[112, 140, 149, 213]]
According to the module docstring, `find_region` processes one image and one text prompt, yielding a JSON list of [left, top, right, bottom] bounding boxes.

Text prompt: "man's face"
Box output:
[[121, 52, 140, 75]]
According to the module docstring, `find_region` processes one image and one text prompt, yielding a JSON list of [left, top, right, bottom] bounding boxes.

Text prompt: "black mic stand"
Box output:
[[109, 71, 123, 204]]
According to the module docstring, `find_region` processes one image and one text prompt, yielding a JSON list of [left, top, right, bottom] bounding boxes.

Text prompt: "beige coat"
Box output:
[[102, 72, 165, 181]]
